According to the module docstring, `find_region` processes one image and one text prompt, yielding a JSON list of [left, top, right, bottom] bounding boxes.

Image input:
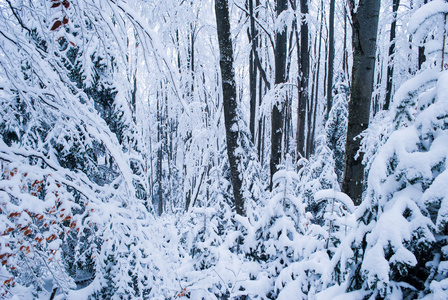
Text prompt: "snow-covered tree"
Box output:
[[0, 1, 156, 298], [326, 71, 349, 184], [327, 2, 448, 297]]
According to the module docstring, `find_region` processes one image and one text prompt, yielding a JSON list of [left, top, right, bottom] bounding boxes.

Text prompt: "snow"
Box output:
[[315, 284, 369, 300], [408, 0, 448, 35], [2, 0, 448, 299], [314, 189, 354, 213]]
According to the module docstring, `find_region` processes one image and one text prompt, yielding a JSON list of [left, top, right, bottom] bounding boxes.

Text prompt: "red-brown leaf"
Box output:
[[51, 20, 62, 31]]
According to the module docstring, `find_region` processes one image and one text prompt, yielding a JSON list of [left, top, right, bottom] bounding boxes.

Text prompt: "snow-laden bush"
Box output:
[[327, 71, 448, 300], [323, 2, 448, 297], [0, 1, 153, 298], [326, 71, 349, 184], [298, 136, 340, 226], [217, 157, 323, 299]]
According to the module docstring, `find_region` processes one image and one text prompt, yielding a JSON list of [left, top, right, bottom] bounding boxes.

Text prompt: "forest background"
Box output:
[[1, 0, 448, 299]]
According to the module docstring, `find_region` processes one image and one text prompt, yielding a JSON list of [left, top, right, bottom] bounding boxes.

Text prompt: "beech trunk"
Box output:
[[215, 0, 245, 215], [342, 0, 380, 206]]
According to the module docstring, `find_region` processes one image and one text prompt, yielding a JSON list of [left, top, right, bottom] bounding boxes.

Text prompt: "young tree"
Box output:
[[341, 0, 381, 205], [296, 0, 309, 161], [384, 0, 401, 111], [215, 0, 245, 215], [270, 0, 288, 189], [330, 3, 448, 297], [248, 0, 259, 144], [326, 0, 336, 119], [326, 72, 349, 184]]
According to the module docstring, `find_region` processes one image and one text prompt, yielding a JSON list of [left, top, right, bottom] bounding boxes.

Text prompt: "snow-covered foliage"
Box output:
[[359, 110, 394, 174], [337, 70, 448, 299], [298, 136, 340, 223], [0, 0, 153, 298], [326, 71, 349, 184], [2, 0, 448, 299], [327, 0, 448, 293]]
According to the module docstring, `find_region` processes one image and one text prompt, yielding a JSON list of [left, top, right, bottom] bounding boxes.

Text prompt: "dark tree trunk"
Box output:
[[131, 73, 137, 122], [307, 0, 324, 158], [296, 0, 309, 160], [215, 0, 245, 215], [384, 0, 400, 111], [343, 4, 349, 80], [326, 0, 335, 119], [270, 0, 288, 190], [249, 52, 258, 144], [342, 0, 381, 206], [248, 0, 258, 144], [157, 98, 163, 216], [418, 0, 428, 71], [418, 41, 426, 71], [257, 75, 264, 162]]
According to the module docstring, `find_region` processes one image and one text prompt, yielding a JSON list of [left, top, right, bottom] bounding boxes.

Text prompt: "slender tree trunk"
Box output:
[[248, 0, 258, 144], [306, 0, 324, 157], [215, 0, 245, 215], [343, 3, 349, 79], [284, 94, 292, 155], [342, 0, 381, 206], [326, 0, 335, 119], [270, 0, 288, 190], [296, 0, 309, 160], [157, 98, 163, 216], [249, 52, 258, 143], [442, 13, 447, 71], [131, 72, 137, 122], [384, 0, 400, 111], [257, 75, 264, 162], [372, 57, 382, 116], [418, 0, 428, 70]]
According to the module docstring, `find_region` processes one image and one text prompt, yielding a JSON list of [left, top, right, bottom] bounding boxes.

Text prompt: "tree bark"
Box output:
[[307, 0, 324, 158], [326, 0, 335, 119], [384, 0, 400, 111], [343, 4, 349, 80], [296, 0, 309, 160], [418, 0, 428, 71], [270, 0, 288, 190], [248, 0, 258, 144], [342, 0, 380, 206], [215, 0, 245, 215], [157, 98, 163, 216]]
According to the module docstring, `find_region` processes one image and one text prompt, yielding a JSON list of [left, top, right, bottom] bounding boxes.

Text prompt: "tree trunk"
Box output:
[[343, 3, 349, 80], [307, 0, 324, 158], [418, 0, 428, 71], [342, 0, 381, 206], [296, 0, 309, 160], [257, 75, 264, 162], [326, 0, 335, 119], [215, 0, 245, 215], [157, 98, 163, 216], [384, 0, 400, 111], [248, 0, 258, 144], [270, 0, 288, 190]]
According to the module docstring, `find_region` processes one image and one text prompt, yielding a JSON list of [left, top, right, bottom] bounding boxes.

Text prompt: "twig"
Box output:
[[5, 0, 31, 35]]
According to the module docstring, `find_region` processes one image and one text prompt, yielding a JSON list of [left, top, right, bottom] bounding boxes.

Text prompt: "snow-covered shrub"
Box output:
[[326, 71, 349, 184], [0, 1, 154, 298], [218, 157, 313, 298], [298, 136, 340, 226], [359, 110, 394, 175], [324, 3, 448, 297], [329, 71, 448, 300]]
